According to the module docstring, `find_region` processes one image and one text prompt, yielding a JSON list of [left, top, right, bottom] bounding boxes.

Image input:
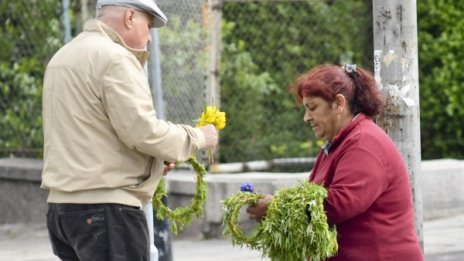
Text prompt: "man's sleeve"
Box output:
[[100, 54, 206, 161]]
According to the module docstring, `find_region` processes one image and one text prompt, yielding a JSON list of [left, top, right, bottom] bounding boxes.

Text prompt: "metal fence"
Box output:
[[62, 0, 212, 124], [155, 0, 214, 124], [0, 0, 371, 167], [0, 0, 213, 158]]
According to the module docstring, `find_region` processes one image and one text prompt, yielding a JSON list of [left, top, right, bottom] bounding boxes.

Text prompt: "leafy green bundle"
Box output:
[[152, 157, 207, 234], [222, 182, 338, 261]]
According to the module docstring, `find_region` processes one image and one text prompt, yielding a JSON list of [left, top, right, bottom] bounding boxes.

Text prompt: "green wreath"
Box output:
[[152, 156, 207, 234], [222, 182, 338, 261], [222, 192, 264, 249]]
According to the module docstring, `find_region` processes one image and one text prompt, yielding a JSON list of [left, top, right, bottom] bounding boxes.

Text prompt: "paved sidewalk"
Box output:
[[423, 213, 464, 261], [1, 213, 463, 261]]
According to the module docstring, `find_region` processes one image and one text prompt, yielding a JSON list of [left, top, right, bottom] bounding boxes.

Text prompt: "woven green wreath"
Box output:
[[222, 192, 264, 249], [152, 156, 207, 234], [222, 182, 338, 261]]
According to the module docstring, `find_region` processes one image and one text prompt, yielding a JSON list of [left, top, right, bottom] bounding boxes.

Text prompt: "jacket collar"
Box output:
[[83, 19, 150, 66], [323, 113, 368, 155]]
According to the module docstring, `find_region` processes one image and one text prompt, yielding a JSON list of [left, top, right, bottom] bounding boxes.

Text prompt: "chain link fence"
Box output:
[[0, 0, 371, 169], [155, 0, 211, 124], [0, 0, 212, 158]]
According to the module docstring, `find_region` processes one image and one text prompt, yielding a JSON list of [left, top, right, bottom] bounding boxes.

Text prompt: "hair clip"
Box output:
[[343, 64, 357, 78]]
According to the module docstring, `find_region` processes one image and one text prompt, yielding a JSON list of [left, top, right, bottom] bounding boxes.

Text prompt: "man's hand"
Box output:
[[197, 124, 218, 149], [163, 162, 176, 175], [246, 194, 273, 222]]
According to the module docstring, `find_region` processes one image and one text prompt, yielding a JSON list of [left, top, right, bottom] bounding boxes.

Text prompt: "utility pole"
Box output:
[[205, 0, 223, 163], [149, 28, 173, 261], [61, 0, 72, 43], [206, 0, 222, 107], [372, 1, 423, 249]]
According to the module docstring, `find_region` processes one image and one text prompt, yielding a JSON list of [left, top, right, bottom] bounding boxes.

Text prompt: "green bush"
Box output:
[[220, 0, 371, 162], [418, 0, 464, 159], [2, 0, 464, 161], [0, 0, 62, 157]]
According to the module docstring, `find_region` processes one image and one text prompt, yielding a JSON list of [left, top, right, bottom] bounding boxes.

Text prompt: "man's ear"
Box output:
[[123, 9, 135, 29], [333, 94, 346, 114]]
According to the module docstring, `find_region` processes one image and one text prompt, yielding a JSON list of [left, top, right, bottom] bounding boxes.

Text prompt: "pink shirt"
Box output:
[[310, 114, 423, 261]]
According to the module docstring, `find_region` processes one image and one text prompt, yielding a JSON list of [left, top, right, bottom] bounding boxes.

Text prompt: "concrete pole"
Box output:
[[204, 0, 223, 163], [80, 0, 90, 23], [372, 0, 423, 249], [149, 28, 173, 261], [150, 29, 166, 119], [143, 204, 159, 261], [207, 0, 222, 107], [61, 0, 72, 43]]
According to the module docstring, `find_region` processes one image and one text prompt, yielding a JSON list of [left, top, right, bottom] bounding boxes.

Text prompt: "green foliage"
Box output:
[[4, 0, 464, 161], [0, 60, 43, 154], [220, 0, 372, 163], [222, 182, 338, 261], [418, 0, 464, 159], [222, 191, 263, 248], [0, 0, 62, 157], [219, 21, 281, 162], [152, 157, 207, 234]]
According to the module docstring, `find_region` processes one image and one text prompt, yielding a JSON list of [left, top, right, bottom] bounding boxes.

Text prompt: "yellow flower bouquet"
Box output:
[[152, 106, 226, 234], [196, 106, 226, 130], [196, 106, 226, 163]]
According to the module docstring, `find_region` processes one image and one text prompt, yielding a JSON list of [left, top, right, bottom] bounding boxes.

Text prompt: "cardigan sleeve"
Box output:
[[324, 146, 389, 225]]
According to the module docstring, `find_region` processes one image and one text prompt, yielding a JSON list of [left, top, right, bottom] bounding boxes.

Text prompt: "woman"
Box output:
[[247, 64, 424, 261]]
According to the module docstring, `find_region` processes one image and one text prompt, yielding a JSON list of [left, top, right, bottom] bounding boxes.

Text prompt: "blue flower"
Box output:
[[240, 182, 254, 193]]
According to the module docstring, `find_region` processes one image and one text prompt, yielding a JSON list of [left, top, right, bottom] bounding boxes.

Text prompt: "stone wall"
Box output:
[[1, 157, 464, 239], [0, 158, 47, 224], [421, 159, 464, 218]]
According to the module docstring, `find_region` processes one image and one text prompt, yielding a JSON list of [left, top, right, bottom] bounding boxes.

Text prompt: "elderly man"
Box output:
[[41, 0, 218, 260]]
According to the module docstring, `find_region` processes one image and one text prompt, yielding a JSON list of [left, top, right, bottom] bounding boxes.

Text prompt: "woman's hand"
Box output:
[[246, 194, 273, 222]]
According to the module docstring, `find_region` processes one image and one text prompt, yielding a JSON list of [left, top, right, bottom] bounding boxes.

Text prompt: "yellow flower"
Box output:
[[196, 106, 227, 130], [214, 111, 226, 130]]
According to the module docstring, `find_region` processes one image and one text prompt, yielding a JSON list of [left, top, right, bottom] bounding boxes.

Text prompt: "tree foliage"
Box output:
[[220, 0, 371, 162], [418, 0, 464, 159], [0, 0, 62, 157], [1, 0, 463, 161]]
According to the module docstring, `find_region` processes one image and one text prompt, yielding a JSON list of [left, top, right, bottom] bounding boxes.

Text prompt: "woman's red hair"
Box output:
[[289, 64, 384, 117]]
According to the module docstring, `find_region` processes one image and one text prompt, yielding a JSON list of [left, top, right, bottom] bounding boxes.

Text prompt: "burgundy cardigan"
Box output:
[[309, 114, 423, 261]]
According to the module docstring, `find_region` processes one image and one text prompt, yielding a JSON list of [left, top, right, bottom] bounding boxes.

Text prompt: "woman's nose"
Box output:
[[304, 112, 311, 123]]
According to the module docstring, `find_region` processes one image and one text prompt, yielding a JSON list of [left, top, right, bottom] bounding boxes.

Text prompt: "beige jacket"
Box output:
[[41, 19, 206, 207]]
